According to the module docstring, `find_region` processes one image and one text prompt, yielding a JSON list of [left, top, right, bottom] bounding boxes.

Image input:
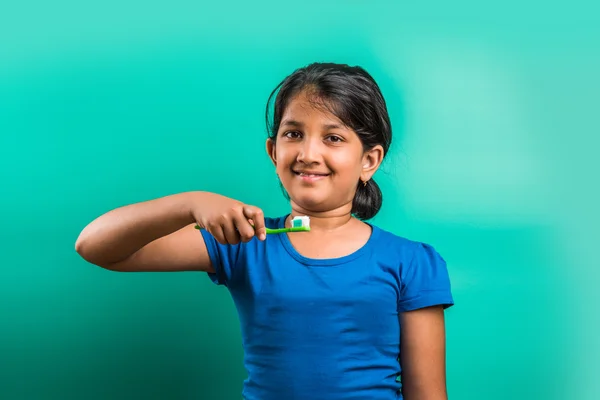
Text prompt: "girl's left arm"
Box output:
[[399, 305, 448, 400]]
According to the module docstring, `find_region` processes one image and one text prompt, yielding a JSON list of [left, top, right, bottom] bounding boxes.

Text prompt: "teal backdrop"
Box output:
[[1, 1, 598, 399]]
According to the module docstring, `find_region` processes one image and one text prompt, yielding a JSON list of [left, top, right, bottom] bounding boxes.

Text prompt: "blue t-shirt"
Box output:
[[200, 215, 454, 400]]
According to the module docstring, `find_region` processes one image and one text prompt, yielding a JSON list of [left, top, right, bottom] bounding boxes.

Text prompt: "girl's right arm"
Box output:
[[74, 191, 266, 273]]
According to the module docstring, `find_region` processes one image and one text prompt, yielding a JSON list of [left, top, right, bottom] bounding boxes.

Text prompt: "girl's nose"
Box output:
[[297, 137, 321, 164]]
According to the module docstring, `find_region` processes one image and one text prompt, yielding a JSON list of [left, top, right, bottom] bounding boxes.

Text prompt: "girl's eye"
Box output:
[[283, 131, 301, 139], [326, 135, 343, 143]]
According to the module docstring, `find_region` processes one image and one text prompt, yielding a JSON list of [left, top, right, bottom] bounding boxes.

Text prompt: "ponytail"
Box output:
[[351, 179, 382, 220]]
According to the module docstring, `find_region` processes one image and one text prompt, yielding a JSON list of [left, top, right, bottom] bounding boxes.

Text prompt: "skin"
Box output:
[[400, 305, 449, 400], [75, 89, 449, 399]]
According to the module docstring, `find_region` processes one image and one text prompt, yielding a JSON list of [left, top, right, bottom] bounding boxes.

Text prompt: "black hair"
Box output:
[[265, 62, 392, 220]]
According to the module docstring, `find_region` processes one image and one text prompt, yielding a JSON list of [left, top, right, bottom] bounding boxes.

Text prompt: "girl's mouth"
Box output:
[[293, 171, 330, 182]]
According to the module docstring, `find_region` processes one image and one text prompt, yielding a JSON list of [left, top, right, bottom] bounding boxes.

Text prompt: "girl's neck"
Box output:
[[288, 203, 356, 232]]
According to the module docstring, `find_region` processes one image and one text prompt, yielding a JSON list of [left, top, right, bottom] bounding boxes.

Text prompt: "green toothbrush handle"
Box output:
[[194, 225, 306, 234], [193, 225, 274, 232], [264, 227, 290, 234]]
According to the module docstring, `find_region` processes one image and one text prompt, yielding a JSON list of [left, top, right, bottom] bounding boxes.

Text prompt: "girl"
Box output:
[[75, 62, 454, 400]]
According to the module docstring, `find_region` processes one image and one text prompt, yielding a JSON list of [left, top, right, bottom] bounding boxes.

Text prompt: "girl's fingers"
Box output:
[[243, 206, 266, 241], [221, 218, 240, 245], [233, 213, 256, 243], [204, 204, 266, 244], [208, 224, 228, 245]]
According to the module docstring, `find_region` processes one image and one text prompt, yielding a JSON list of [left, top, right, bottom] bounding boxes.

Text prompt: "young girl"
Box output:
[[75, 62, 454, 400]]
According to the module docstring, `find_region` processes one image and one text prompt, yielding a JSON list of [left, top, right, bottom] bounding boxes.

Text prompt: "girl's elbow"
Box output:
[[74, 237, 111, 269]]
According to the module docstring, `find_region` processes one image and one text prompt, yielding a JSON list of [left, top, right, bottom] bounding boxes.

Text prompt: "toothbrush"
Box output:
[[194, 215, 311, 234]]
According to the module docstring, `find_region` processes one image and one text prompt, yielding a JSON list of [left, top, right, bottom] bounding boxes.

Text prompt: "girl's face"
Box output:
[[267, 90, 383, 214]]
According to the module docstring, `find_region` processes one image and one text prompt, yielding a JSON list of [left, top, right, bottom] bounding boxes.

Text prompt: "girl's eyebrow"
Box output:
[[281, 119, 304, 128], [281, 119, 343, 130]]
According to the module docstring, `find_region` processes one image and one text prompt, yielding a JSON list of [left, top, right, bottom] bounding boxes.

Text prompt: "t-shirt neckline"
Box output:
[[276, 214, 379, 266]]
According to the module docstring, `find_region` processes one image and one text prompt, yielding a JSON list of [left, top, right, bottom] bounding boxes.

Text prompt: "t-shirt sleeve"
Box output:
[[398, 242, 455, 312], [199, 229, 242, 286]]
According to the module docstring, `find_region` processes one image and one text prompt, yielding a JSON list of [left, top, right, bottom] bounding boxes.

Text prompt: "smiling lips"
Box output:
[[293, 170, 330, 183]]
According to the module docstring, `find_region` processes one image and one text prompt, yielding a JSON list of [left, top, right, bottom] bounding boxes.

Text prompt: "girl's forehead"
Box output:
[[282, 93, 344, 126]]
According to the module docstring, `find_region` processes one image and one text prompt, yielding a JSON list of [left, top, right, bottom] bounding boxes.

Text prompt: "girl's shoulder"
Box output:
[[370, 222, 454, 310], [367, 222, 446, 265]]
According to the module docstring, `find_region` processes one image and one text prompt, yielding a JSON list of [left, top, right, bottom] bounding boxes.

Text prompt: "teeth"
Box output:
[[298, 172, 325, 176]]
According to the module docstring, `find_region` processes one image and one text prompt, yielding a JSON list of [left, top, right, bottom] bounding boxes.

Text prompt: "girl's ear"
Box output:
[[360, 144, 384, 182], [266, 138, 277, 166]]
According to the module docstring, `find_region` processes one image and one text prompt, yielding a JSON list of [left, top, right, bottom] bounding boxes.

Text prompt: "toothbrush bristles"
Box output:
[[291, 215, 310, 229]]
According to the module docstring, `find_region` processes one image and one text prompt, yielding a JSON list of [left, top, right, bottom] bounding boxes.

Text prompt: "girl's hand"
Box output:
[[191, 193, 267, 245]]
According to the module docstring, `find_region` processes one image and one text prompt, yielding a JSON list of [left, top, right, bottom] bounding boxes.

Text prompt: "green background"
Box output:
[[1, 1, 598, 399]]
